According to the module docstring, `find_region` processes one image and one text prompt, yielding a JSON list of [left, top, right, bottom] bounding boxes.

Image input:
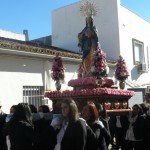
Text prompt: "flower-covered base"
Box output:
[[45, 88, 134, 98], [68, 77, 114, 90], [45, 88, 134, 114]]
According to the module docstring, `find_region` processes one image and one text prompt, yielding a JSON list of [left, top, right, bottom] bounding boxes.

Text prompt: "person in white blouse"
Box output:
[[51, 98, 87, 150], [125, 104, 145, 150]]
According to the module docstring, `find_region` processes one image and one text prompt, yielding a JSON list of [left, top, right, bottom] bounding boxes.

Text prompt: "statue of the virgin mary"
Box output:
[[78, 1, 99, 77]]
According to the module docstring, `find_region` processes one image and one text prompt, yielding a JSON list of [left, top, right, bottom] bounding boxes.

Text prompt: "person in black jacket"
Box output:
[[0, 103, 7, 150], [95, 103, 111, 148], [33, 104, 55, 150], [95, 104, 110, 132], [125, 104, 145, 150], [143, 112, 150, 150], [82, 101, 110, 150], [85, 124, 99, 150], [51, 98, 87, 150], [109, 115, 129, 150], [141, 103, 150, 150], [5, 103, 34, 150]]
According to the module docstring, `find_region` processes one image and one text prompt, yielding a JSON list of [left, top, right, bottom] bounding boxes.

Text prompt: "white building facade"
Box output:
[[0, 24, 114, 113], [52, 0, 150, 87], [1, 0, 150, 111], [0, 35, 81, 113]]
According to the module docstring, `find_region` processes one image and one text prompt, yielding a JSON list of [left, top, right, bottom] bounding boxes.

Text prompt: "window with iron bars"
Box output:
[[23, 86, 45, 109]]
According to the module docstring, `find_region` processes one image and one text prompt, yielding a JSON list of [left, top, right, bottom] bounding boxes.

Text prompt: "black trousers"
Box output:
[[114, 127, 126, 150], [125, 140, 143, 150]]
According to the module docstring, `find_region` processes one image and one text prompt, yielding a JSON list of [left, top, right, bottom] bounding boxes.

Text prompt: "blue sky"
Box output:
[[0, 0, 150, 40]]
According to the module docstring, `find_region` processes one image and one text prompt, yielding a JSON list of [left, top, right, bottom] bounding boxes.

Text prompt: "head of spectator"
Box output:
[[144, 92, 150, 103], [132, 104, 143, 116], [5, 105, 17, 123], [82, 101, 99, 125], [29, 104, 37, 113], [6, 103, 32, 132], [10, 105, 17, 114], [140, 103, 149, 114], [95, 103, 107, 119], [38, 105, 50, 113], [61, 98, 79, 123]]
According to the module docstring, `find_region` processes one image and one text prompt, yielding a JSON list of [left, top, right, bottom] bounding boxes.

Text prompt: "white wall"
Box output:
[[52, 2, 82, 52], [0, 54, 45, 113], [52, 0, 121, 60], [94, 0, 120, 60], [0, 29, 25, 41], [118, 5, 150, 81], [0, 53, 82, 113]]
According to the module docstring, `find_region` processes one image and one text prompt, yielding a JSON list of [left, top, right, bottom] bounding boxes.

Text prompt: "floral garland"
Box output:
[[45, 88, 135, 98], [115, 56, 129, 81], [51, 54, 65, 81], [92, 46, 107, 78]]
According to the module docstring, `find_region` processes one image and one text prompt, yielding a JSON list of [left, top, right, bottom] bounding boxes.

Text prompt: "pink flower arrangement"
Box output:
[[51, 54, 65, 81], [68, 77, 114, 88], [68, 77, 97, 87], [101, 78, 114, 87], [92, 46, 107, 78], [114, 56, 129, 81], [44, 88, 135, 99]]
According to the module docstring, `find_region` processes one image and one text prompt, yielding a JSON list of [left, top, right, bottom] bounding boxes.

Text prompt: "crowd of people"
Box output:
[[0, 95, 150, 150]]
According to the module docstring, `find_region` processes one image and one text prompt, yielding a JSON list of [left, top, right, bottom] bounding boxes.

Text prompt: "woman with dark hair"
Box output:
[[6, 103, 34, 150], [33, 104, 54, 150], [10, 105, 17, 114], [5, 105, 17, 123], [38, 105, 50, 113], [5, 105, 17, 150], [95, 104, 109, 131], [125, 104, 145, 150], [95, 103, 110, 148], [29, 104, 37, 113], [51, 98, 87, 150], [82, 102, 110, 150]]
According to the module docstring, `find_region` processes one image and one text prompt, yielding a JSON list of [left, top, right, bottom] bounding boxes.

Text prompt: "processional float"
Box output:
[[45, 0, 134, 115]]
